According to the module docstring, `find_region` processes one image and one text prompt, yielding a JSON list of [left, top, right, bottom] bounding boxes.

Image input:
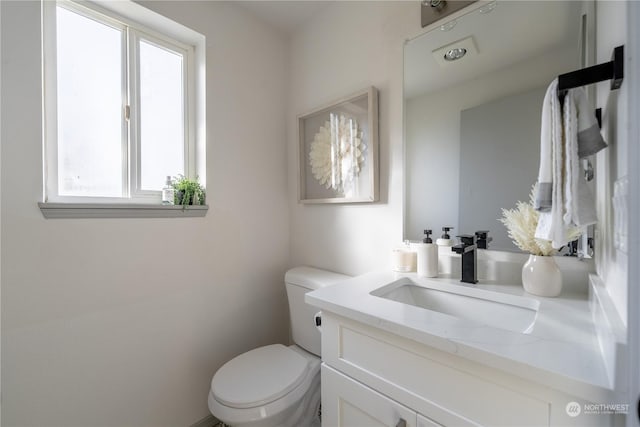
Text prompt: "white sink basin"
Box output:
[[371, 278, 539, 334]]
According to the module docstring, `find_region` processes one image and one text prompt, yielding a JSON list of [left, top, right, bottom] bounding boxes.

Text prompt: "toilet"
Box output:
[[208, 267, 349, 427]]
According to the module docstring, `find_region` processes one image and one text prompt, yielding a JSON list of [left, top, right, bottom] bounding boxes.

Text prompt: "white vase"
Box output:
[[521, 254, 562, 297]]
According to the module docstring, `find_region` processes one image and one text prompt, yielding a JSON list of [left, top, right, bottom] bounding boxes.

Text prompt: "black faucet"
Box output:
[[475, 230, 492, 249], [451, 234, 478, 284]]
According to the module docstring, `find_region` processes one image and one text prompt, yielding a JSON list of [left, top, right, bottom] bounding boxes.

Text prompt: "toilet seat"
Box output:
[[208, 345, 321, 427], [212, 344, 311, 409]]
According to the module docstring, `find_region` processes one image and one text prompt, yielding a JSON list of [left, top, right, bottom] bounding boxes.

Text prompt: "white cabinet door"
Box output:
[[322, 364, 417, 427]]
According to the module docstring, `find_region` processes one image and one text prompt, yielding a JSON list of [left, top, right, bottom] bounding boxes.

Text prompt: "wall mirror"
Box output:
[[404, 0, 593, 253]]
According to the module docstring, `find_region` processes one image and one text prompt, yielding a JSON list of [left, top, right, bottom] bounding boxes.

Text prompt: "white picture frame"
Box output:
[[297, 86, 379, 204]]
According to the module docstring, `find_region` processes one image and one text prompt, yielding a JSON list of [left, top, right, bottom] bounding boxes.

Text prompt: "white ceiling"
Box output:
[[405, 1, 582, 99], [233, 1, 583, 97], [236, 1, 332, 35]]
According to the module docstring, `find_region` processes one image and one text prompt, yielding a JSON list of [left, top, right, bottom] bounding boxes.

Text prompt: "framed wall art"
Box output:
[[297, 86, 379, 204]]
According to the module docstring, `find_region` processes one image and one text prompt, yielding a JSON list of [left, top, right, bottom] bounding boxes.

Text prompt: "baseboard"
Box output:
[[189, 414, 219, 427]]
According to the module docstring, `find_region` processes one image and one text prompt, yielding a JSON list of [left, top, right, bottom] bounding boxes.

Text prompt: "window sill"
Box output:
[[38, 202, 208, 219]]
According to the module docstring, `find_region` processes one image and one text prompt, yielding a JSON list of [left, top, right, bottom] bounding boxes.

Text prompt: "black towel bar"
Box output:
[[557, 45, 624, 102]]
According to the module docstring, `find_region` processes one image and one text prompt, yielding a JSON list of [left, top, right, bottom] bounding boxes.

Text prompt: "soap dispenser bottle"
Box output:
[[436, 226, 454, 246], [417, 229, 438, 278]]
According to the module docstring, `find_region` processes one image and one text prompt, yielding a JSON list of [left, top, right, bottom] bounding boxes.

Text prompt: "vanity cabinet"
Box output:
[[320, 312, 610, 427]]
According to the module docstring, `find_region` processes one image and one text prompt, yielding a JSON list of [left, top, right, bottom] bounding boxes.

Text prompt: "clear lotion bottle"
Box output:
[[417, 229, 438, 278], [162, 176, 175, 205]]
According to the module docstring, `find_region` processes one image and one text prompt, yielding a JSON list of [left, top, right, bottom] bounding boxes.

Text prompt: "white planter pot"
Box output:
[[521, 254, 562, 297]]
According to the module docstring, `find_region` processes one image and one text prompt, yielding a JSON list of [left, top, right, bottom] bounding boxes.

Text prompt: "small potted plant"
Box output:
[[499, 185, 581, 297], [171, 175, 206, 208]]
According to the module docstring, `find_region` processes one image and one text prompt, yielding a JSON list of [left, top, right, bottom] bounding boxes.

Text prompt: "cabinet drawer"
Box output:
[[323, 316, 550, 426], [322, 364, 417, 427], [418, 414, 444, 427]]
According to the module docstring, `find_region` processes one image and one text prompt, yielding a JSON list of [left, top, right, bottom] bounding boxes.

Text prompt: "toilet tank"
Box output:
[[285, 267, 349, 356]]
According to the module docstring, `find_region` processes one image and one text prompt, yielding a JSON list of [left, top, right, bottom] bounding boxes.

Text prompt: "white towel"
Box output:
[[563, 88, 601, 227], [535, 83, 606, 249], [535, 79, 566, 248]]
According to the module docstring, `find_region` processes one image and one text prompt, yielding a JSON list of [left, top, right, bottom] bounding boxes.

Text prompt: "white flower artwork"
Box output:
[[298, 86, 378, 203], [308, 113, 365, 196]]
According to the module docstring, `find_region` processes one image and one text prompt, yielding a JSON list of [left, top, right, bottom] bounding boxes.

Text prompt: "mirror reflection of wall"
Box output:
[[404, 0, 587, 253], [458, 87, 545, 252]]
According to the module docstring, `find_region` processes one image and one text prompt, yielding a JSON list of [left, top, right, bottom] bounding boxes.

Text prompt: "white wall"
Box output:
[[288, 1, 417, 276], [0, 1, 3, 422], [0, 1, 290, 426], [594, 1, 628, 325]]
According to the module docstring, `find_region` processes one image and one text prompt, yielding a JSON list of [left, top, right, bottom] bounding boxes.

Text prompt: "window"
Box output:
[[43, 0, 205, 205]]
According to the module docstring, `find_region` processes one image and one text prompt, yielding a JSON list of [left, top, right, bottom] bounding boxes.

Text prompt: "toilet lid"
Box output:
[[212, 344, 310, 409]]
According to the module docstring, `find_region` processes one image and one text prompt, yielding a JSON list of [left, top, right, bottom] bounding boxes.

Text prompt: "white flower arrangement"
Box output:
[[499, 186, 582, 256], [309, 113, 365, 194]]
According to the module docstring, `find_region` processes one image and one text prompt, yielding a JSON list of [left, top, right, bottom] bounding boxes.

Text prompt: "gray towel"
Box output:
[[574, 89, 607, 157]]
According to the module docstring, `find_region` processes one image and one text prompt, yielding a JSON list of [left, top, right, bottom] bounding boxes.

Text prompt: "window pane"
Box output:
[[139, 40, 185, 191], [56, 6, 124, 197]]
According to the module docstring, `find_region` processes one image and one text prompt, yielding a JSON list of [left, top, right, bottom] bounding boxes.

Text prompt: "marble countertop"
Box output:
[[306, 271, 624, 403]]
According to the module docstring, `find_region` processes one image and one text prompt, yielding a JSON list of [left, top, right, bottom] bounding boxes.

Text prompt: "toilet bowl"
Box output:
[[208, 344, 320, 427], [208, 267, 349, 427]]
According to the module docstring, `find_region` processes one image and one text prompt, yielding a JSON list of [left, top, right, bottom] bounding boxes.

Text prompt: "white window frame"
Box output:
[[42, 0, 205, 209], [129, 29, 194, 200]]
